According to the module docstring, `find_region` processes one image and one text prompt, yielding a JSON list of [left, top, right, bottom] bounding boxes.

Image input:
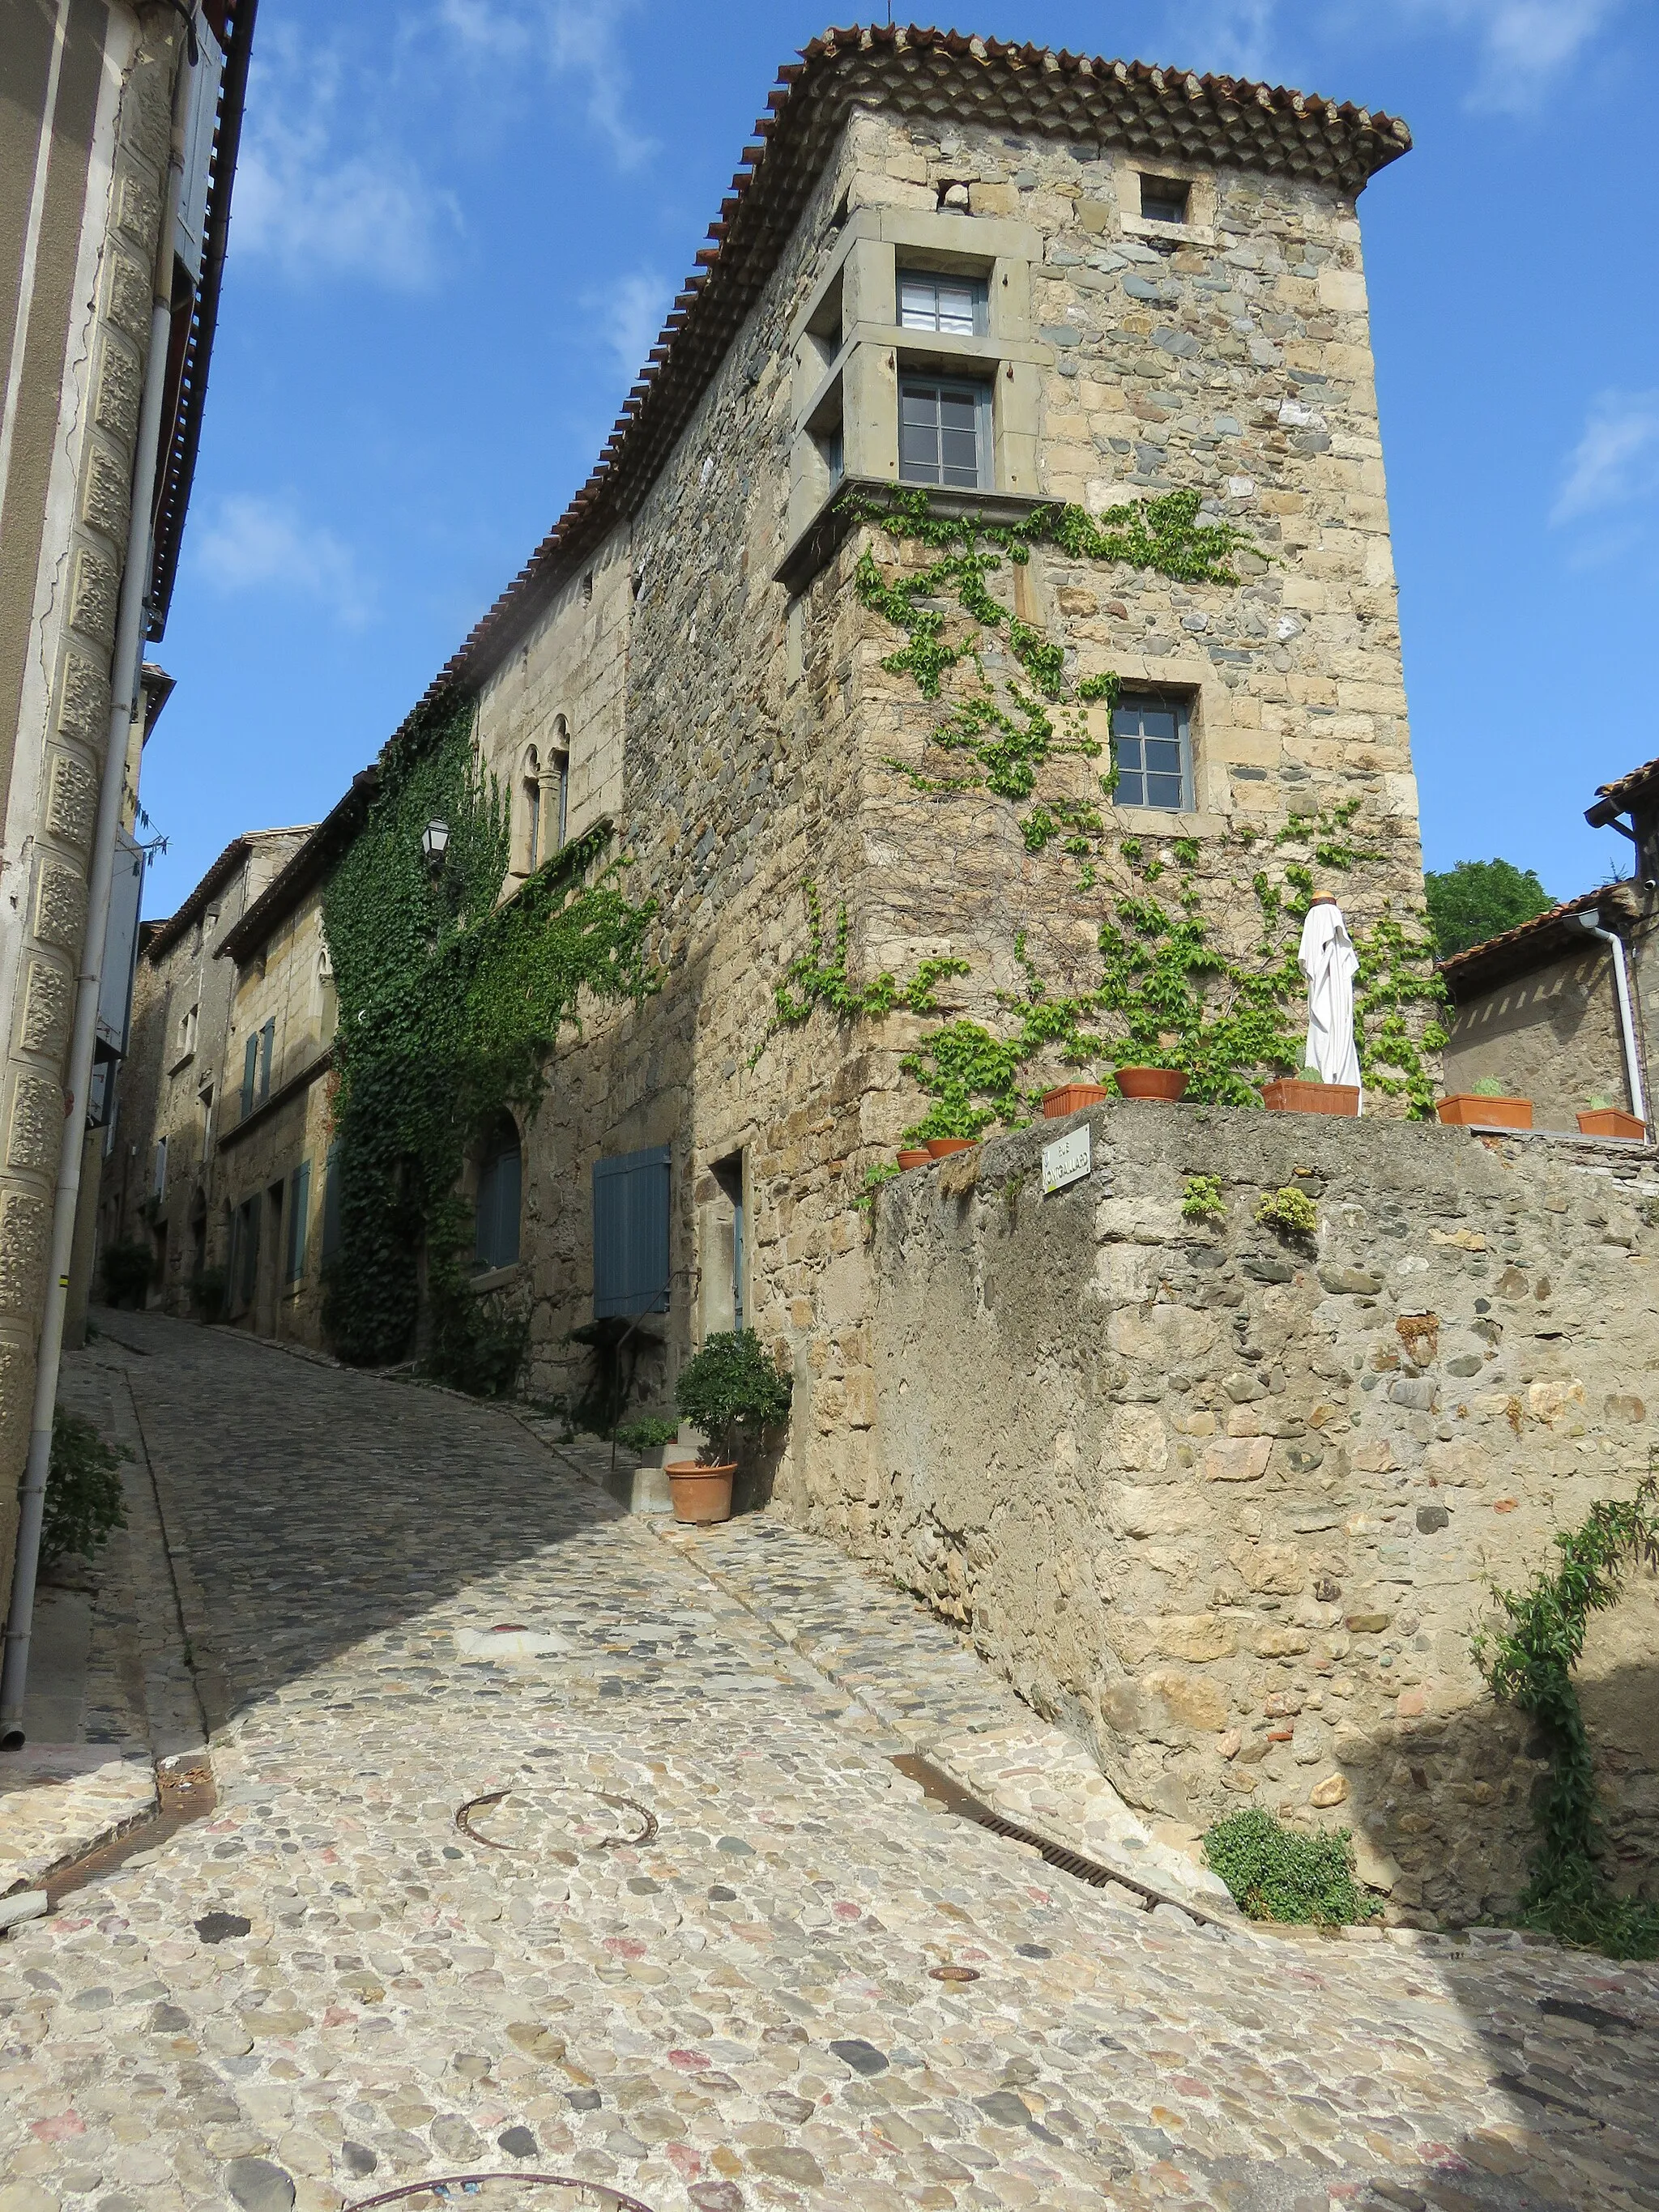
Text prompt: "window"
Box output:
[[550, 718, 570, 853], [1111, 693, 1193, 812], [322, 1141, 343, 1264], [814, 423, 844, 488], [176, 1002, 198, 1061], [231, 1194, 259, 1312], [712, 1150, 745, 1335], [240, 1032, 257, 1119], [313, 947, 337, 1042], [898, 269, 986, 336], [258, 1017, 275, 1104], [593, 1144, 670, 1319], [522, 748, 542, 873], [899, 377, 990, 490], [153, 1136, 168, 1200], [473, 1115, 522, 1273], [1140, 174, 1190, 225], [284, 1159, 310, 1285]]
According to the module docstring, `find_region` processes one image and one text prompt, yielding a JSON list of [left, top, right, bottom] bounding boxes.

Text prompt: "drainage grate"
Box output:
[[892, 1751, 1229, 1931], [348, 2177, 658, 2211], [456, 1787, 658, 1855]]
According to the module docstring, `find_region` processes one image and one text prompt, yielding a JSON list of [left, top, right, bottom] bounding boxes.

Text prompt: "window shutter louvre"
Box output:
[[241, 1034, 257, 1119], [592, 1145, 670, 1318], [258, 1019, 275, 1104]]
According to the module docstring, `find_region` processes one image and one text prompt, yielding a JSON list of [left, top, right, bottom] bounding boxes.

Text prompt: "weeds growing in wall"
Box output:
[[1473, 1474, 1659, 1958], [1203, 1809, 1381, 1928], [787, 488, 1445, 1127], [321, 700, 657, 1394]]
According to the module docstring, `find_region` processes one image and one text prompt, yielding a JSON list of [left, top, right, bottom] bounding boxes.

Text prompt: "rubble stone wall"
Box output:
[[856, 1103, 1659, 1922]]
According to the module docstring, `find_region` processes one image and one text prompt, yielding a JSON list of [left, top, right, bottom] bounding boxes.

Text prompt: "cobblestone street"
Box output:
[[2, 1315, 1657, 2212]]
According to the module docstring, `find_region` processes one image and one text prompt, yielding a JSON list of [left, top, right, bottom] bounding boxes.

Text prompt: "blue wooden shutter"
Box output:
[[258, 1019, 275, 1103], [285, 1160, 310, 1283], [322, 1143, 341, 1263], [241, 1034, 258, 1119], [592, 1145, 670, 1318]]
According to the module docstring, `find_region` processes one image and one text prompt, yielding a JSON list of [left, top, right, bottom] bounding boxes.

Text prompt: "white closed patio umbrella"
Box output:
[[1298, 893, 1362, 1110]]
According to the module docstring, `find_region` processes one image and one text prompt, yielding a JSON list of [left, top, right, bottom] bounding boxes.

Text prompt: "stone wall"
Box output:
[[1444, 942, 1629, 1133], [850, 1102, 1659, 1923]]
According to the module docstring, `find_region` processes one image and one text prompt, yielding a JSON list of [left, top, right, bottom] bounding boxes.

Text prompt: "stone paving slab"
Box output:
[[0, 1745, 156, 1892], [1, 1312, 1655, 2212]]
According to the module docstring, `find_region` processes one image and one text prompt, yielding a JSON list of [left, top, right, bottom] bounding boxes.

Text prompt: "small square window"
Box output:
[[815, 422, 844, 486], [1111, 693, 1192, 812], [899, 377, 989, 491], [1139, 174, 1190, 225], [897, 269, 987, 337]]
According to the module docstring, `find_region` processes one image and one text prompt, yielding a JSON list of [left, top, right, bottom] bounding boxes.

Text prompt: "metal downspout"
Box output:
[[1573, 912, 1648, 1131], [0, 41, 192, 1746]]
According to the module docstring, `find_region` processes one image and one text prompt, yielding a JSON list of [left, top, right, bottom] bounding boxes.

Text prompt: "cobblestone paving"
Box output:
[[2, 1315, 1657, 2212]]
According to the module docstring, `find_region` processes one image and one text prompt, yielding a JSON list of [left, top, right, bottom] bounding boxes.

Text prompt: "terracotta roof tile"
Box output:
[[383, 23, 1410, 752], [1438, 887, 1622, 993]]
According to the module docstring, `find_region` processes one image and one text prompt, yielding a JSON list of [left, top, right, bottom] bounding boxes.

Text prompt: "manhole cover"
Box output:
[[349, 2179, 656, 2211], [456, 1784, 657, 1854]]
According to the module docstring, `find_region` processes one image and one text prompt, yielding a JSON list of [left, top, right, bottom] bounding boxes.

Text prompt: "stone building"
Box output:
[[92, 824, 312, 1315], [0, 1, 254, 1617], [332, 30, 1429, 1457]]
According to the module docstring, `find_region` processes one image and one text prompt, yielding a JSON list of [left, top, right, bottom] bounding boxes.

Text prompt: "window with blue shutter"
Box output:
[[473, 1117, 522, 1272], [258, 1018, 275, 1104], [241, 1034, 258, 1119], [322, 1143, 342, 1264], [284, 1160, 310, 1285], [592, 1145, 670, 1319]]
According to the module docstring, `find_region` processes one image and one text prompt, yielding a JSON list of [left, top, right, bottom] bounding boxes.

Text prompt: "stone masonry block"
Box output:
[[81, 446, 130, 545], [70, 547, 118, 646], [93, 337, 141, 444], [122, 53, 170, 168], [17, 961, 73, 1060], [54, 650, 111, 747], [6, 1075, 62, 1174], [45, 752, 98, 849], [33, 859, 88, 953], [0, 1339, 31, 1483], [0, 1191, 51, 1317], [105, 250, 151, 347], [117, 168, 161, 254]]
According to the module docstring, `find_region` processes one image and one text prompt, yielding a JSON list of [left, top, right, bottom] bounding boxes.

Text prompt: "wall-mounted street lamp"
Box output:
[[421, 818, 450, 872]]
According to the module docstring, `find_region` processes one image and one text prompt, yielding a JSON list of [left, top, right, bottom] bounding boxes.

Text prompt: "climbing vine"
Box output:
[[322, 699, 657, 1393], [1472, 1474, 1659, 1958]]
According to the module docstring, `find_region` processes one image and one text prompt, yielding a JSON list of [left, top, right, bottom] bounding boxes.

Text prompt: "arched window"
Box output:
[[518, 746, 541, 875], [474, 1113, 522, 1272], [550, 716, 570, 853], [313, 944, 338, 1043]]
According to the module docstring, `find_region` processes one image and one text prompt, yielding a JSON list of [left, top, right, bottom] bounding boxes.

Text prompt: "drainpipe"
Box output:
[[0, 41, 191, 1747], [1572, 911, 1648, 1131]]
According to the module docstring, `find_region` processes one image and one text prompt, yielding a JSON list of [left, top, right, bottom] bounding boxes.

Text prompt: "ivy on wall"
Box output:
[[805, 486, 1445, 1124], [322, 701, 657, 1393], [1473, 1473, 1659, 1959]]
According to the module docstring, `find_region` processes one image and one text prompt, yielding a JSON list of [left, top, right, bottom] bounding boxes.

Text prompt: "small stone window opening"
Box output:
[[897, 267, 986, 336], [936, 180, 971, 212], [1139, 174, 1190, 225], [899, 376, 991, 491], [581, 569, 595, 606], [1111, 691, 1194, 812], [548, 717, 570, 853]]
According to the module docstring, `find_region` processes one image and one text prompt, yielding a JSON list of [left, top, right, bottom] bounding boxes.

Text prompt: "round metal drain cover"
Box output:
[[349, 2177, 656, 2211], [456, 1784, 657, 1854]]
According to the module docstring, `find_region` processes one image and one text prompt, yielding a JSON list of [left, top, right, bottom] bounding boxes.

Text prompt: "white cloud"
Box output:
[[193, 494, 373, 626], [592, 267, 673, 386], [1552, 390, 1659, 526], [232, 30, 461, 289], [1408, 0, 1621, 113], [434, 0, 654, 170]]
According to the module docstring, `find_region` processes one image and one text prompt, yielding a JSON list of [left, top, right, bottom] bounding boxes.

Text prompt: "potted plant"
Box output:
[[1114, 1064, 1188, 1103], [905, 1100, 982, 1159], [1262, 1062, 1359, 1118], [1437, 1076, 1533, 1131], [897, 1146, 932, 1169], [667, 1328, 793, 1525], [1042, 1080, 1110, 1119], [1577, 1094, 1646, 1140]]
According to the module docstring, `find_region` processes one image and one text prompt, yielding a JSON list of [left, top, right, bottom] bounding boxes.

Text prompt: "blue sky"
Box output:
[[141, 0, 1659, 918]]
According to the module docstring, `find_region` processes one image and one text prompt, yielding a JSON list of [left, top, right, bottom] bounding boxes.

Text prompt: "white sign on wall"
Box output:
[[1041, 1123, 1091, 1196]]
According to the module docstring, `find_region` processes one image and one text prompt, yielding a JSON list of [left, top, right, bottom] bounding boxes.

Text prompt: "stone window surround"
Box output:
[[783, 207, 1047, 573], [1078, 651, 1252, 840], [1114, 152, 1218, 249]]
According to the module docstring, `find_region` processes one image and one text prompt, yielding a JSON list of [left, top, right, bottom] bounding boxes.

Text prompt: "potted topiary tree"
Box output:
[[667, 1328, 794, 1524]]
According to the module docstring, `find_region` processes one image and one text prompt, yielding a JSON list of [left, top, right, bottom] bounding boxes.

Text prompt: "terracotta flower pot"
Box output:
[[1576, 1107, 1647, 1140], [897, 1147, 932, 1169], [665, 1460, 737, 1524], [1436, 1094, 1533, 1130], [925, 1136, 975, 1157], [1042, 1082, 1109, 1119], [1114, 1067, 1188, 1103], [1262, 1078, 1360, 1118]]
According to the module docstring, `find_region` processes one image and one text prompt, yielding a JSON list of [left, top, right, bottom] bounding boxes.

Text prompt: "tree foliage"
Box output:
[[675, 1329, 793, 1464], [42, 1409, 129, 1566], [1424, 858, 1554, 961]]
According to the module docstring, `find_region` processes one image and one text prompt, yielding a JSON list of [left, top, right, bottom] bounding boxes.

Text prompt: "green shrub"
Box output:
[[1203, 1808, 1380, 1926], [675, 1329, 792, 1465], [1256, 1186, 1318, 1238], [41, 1409, 129, 1566], [614, 1417, 680, 1454], [1471, 1076, 1508, 1099], [1181, 1174, 1226, 1224], [100, 1239, 152, 1309]]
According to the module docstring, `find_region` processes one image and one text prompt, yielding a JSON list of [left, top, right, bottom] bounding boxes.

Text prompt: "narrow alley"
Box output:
[[2, 1315, 1654, 2212]]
